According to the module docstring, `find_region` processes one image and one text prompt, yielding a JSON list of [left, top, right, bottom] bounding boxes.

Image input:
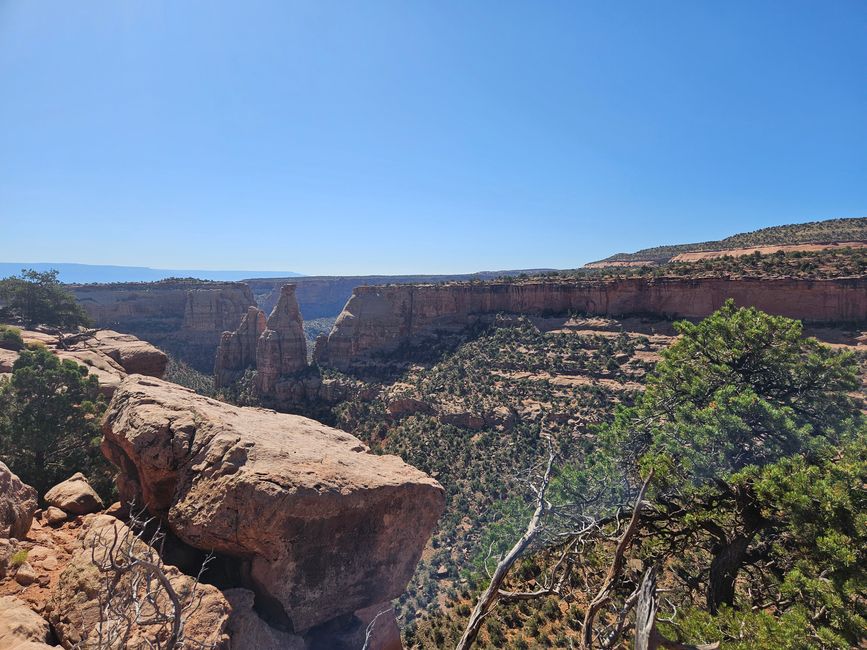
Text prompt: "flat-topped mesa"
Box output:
[[314, 276, 867, 369], [101, 376, 445, 636], [255, 284, 308, 394], [214, 306, 266, 389]]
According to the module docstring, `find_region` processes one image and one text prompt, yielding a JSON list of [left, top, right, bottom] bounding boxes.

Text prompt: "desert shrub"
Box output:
[[0, 325, 24, 351]]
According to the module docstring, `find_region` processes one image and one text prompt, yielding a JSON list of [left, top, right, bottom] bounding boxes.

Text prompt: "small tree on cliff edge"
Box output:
[[0, 346, 109, 497], [0, 268, 90, 330]]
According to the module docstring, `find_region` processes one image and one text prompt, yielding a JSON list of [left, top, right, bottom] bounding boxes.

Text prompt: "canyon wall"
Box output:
[[72, 281, 255, 371], [315, 277, 867, 369], [247, 270, 554, 319]]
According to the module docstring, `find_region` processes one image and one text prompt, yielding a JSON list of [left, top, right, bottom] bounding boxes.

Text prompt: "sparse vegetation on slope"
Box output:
[[591, 216, 867, 264]]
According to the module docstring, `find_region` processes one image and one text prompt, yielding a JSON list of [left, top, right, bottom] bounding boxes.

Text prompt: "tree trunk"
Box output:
[[706, 534, 751, 612]]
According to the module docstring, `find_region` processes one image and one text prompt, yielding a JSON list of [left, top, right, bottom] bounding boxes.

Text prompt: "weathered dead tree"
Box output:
[[86, 508, 215, 650], [634, 566, 720, 650], [580, 469, 653, 649], [455, 440, 560, 650]]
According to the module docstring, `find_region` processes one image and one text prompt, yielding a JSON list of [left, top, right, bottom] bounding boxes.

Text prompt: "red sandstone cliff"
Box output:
[[315, 277, 867, 369], [72, 281, 256, 371]]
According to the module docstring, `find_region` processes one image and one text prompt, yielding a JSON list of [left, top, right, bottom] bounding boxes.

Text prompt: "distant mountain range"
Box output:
[[588, 216, 867, 266], [0, 263, 302, 284]]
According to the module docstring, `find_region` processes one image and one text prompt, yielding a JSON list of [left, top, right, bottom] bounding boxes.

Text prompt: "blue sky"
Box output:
[[1, 1, 865, 275]]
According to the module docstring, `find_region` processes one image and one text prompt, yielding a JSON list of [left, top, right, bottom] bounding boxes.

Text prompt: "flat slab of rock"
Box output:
[[44, 473, 104, 516], [0, 462, 37, 540], [102, 376, 444, 633]]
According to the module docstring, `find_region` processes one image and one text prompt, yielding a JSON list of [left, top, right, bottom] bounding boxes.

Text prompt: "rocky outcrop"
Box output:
[[48, 514, 230, 649], [0, 596, 57, 649], [0, 329, 166, 397], [101, 376, 444, 635], [213, 306, 266, 389], [213, 285, 334, 409], [255, 285, 307, 394], [71, 281, 255, 371], [43, 474, 104, 516], [67, 330, 168, 377], [315, 277, 867, 369], [0, 462, 37, 540]]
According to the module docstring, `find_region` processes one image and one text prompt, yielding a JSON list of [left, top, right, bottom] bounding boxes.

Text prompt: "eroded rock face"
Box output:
[[48, 514, 230, 649], [68, 330, 167, 378], [44, 473, 104, 516], [0, 462, 37, 540], [223, 589, 305, 650], [2, 329, 166, 398], [71, 282, 255, 371], [213, 306, 266, 389], [101, 376, 444, 634], [0, 596, 57, 649], [255, 285, 308, 395], [315, 277, 867, 369]]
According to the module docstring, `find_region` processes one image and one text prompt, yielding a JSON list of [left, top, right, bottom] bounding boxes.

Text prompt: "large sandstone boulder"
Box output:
[[48, 514, 230, 649], [0, 462, 37, 540], [0, 596, 57, 649], [44, 473, 104, 516], [101, 376, 444, 634]]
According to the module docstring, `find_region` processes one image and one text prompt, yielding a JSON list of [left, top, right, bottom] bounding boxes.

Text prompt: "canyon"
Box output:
[[73, 274, 867, 377]]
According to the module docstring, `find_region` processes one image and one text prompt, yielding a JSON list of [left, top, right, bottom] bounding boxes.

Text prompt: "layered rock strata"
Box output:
[[71, 282, 255, 371], [315, 277, 867, 369], [101, 376, 445, 634]]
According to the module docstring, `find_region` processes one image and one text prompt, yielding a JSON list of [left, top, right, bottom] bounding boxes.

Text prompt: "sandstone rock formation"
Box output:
[[48, 514, 230, 649], [0, 462, 37, 540], [255, 285, 308, 394], [101, 376, 444, 634], [67, 330, 167, 377], [0, 596, 57, 649], [213, 306, 266, 389], [315, 277, 867, 369], [44, 474, 104, 516], [213, 285, 326, 408], [0, 329, 166, 397], [71, 282, 255, 371]]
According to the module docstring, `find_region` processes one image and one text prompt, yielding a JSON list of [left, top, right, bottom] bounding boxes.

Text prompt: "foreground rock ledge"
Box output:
[[101, 376, 445, 634]]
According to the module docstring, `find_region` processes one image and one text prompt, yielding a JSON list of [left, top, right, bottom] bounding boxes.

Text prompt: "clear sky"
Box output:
[[1, 1, 865, 275]]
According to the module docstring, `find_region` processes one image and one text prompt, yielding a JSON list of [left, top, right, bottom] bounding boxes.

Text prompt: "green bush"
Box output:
[[0, 325, 24, 351]]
